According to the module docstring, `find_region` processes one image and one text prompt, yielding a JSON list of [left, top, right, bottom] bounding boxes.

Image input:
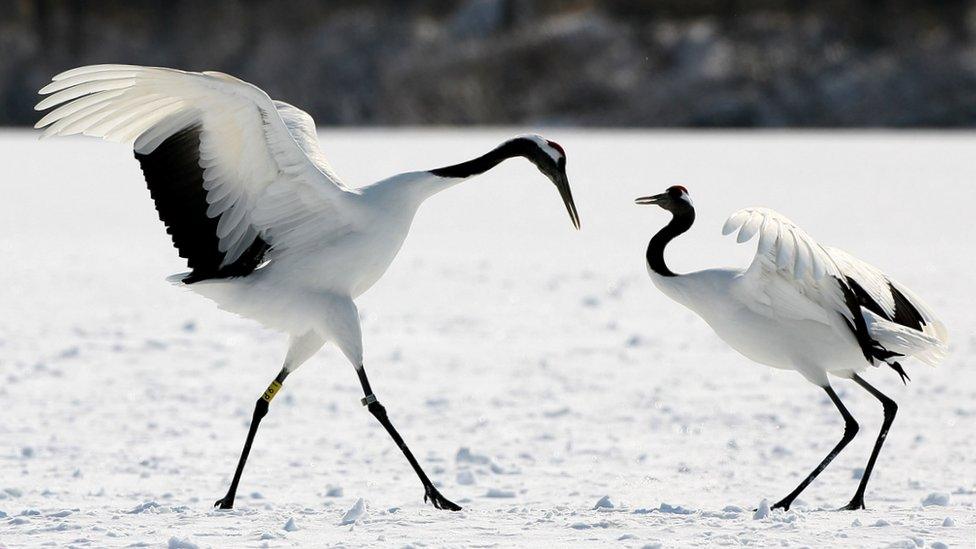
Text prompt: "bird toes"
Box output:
[[213, 496, 234, 510], [838, 498, 866, 511], [424, 486, 462, 511]]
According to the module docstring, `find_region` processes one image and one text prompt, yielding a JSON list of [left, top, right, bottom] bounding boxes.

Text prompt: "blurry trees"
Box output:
[[3, 0, 976, 126]]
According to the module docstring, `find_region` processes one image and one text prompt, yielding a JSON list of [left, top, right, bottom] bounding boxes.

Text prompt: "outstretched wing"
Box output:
[[36, 64, 355, 281]]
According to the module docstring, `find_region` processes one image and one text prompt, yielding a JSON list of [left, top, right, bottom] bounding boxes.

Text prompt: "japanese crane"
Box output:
[[35, 64, 580, 511], [636, 185, 947, 511]]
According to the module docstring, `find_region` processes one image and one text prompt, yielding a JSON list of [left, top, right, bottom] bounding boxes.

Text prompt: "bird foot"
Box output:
[[838, 497, 865, 511], [213, 495, 235, 510], [770, 499, 791, 512], [424, 485, 462, 511]]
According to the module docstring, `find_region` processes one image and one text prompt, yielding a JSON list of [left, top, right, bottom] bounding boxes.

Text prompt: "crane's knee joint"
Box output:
[[844, 418, 859, 439], [882, 398, 898, 418]]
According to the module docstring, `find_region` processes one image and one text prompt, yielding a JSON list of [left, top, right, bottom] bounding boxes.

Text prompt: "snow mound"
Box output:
[[752, 499, 770, 520], [484, 488, 516, 498], [456, 447, 492, 465], [167, 537, 198, 549], [593, 495, 614, 509], [922, 492, 950, 506], [340, 498, 366, 526], [127, 501, 161, 514], [659, 503, 694, 515]]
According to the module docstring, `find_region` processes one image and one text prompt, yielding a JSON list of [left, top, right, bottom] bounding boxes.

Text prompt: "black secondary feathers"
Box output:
[[841, 276, 929, 384], [846, 277, 926, 333], [135, 125, 269, 283]]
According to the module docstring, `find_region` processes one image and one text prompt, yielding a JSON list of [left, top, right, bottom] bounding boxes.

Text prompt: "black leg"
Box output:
[[356, 366, 461, 511], [839, 374, 898, 511], [214, 369, 289, 509], [771, 385, 859, 511]]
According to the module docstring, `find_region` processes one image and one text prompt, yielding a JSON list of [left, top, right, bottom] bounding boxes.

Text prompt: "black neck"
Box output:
[[646, 207, 695, 277], [429, 138, 536, 179]]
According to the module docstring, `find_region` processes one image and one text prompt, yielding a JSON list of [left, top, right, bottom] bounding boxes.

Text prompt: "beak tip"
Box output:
[[635, 194, 663, 206]]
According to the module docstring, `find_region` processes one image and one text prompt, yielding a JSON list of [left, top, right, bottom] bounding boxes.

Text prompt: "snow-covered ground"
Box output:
[[1, 130, 973, 548]]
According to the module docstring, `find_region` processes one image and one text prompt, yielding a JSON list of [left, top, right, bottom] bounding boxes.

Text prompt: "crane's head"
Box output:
[[514, 134, 580, 229], [635, 185, 694, 212]]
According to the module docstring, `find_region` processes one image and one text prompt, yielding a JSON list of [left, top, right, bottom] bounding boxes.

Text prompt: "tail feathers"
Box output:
[[890, 280, 950, 345], [864, 310, 948, 367]]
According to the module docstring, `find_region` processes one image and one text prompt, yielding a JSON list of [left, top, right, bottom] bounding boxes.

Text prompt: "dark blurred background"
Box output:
[[4, 0, 976, 127]]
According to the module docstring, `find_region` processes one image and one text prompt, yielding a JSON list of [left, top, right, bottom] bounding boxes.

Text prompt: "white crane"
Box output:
[[35, 64, 580, 511], [636, 186, 948, 511]]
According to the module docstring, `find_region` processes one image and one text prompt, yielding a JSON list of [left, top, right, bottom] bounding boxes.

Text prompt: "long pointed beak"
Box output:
[[635, 193, 667, 205], [555, 171, 581, 229]]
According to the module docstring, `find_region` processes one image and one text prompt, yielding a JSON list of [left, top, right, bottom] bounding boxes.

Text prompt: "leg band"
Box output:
[[262, 380, 283, 402], [361, 394, 377, 406]]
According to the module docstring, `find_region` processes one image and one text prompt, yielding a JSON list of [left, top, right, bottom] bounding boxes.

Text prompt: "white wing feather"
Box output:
[[725, 207, 948, 366], [724, 207, 854, 336], [36, 64, 354, 266], [862, 310, 947, 366], [826, 246, 949, 348]]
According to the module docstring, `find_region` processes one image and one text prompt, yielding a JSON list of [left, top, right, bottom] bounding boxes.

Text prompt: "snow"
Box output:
[[167, 537, 199, 549], [339, 498, 366, 526], [1, 129, 974, 547], [593, 495, 614, 509], [922, 492, 950, 507], [752, 499, 771, 520]]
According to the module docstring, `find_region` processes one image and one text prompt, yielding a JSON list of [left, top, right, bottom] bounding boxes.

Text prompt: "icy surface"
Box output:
[[1, 130, 974, 547]]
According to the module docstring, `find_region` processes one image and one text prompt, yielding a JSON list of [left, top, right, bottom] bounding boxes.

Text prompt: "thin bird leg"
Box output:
[[356, 365, 462, 511], [839, 374, 898, 511], [214, 368, 290, 509], [771, 385, 859, 511]]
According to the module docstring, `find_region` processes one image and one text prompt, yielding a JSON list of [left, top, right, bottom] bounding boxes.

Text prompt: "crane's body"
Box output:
[[638, 186, 947, 511], [36, 64, 580, 511], [188, 170, 461, 337], [650, 269, 868, 381]]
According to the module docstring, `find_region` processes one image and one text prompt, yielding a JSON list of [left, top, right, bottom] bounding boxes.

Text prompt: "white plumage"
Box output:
[[38, 65, 351, 271], [638, 186, 947, 511], [36, 64, 579, 511], [720, 206, 947, 376]]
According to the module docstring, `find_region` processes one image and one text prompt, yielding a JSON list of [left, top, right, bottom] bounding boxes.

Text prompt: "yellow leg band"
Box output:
[[262, 380, 283, 402]]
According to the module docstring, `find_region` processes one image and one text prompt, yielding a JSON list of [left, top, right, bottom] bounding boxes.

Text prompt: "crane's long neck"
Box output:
[[646, 208, 695, 277], [364, 138, 545, 212], [385, 139, 534, 203], [430, 139, 529, 180]]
